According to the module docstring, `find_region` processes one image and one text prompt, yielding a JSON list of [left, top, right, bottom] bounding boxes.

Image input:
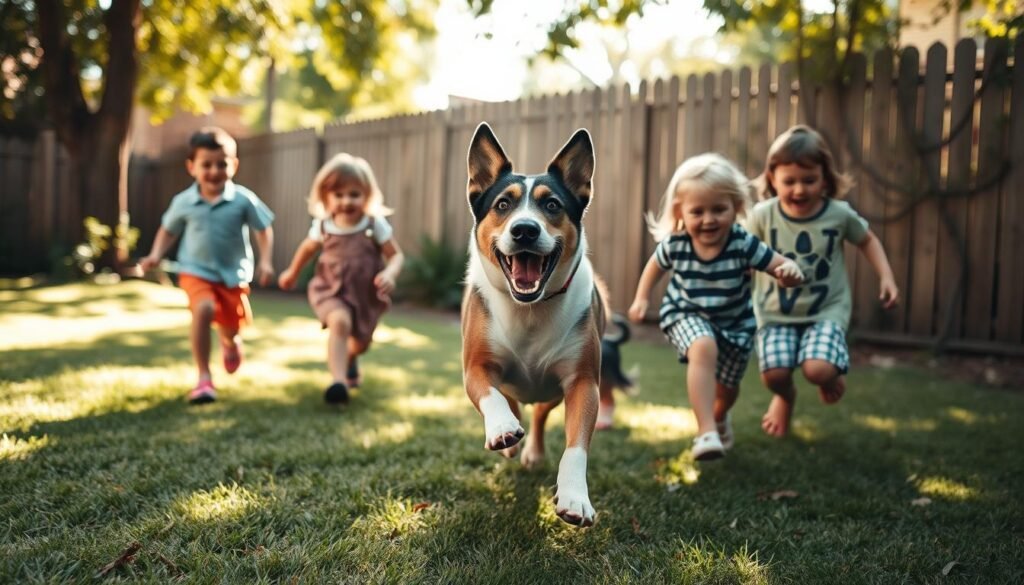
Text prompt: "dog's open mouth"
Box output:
[[498, 249, 561, 302]]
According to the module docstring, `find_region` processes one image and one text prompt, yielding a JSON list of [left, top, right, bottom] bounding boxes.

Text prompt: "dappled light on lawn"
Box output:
[[371, 324, 433, 349], [357, 422, 416, 448], [0, 433, 51, 461], [912, 476, 978, 502], [853, 414, 938, 433], [347, 497, 434, 542], [389, 394, 470, 416], [0, 366, 196, 430], [620, 404, 697, 443], [945, 407, 996, 425], [179, 484, 264, 522]]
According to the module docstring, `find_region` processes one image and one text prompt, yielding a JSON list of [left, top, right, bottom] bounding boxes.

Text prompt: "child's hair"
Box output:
[[307, 152, 392, 218], [645, 153, 753, 242], [188, 126, 238, 159], [756, 125, 852, 200]]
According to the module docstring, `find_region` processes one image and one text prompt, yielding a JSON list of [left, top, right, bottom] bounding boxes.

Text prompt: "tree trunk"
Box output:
[[37, 0, 139, 270]]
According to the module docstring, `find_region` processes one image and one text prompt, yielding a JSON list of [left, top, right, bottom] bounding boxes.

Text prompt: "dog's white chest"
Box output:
[[484, 298, 588, 404]]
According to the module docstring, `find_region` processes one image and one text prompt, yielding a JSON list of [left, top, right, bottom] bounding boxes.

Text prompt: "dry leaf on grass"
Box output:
[[911, 497, 933, 506], [942, 560, 959, 575], [96, 541, 142, 577], [413, 502, 431, 513], [729, 518, 738, 529], [758, 490, 799, 501]]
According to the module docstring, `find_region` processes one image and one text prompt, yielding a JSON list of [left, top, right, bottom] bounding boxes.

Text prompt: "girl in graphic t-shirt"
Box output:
[[747, 125, 899, 437]]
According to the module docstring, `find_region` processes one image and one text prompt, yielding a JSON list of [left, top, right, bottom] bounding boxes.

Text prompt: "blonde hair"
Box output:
[[307, 153, 392, 219], [645, 153, 753, 242], [755, 125, 853, 201]]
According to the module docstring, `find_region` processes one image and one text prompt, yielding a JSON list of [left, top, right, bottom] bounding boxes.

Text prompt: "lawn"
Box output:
[[1, 280, 1022, 584]]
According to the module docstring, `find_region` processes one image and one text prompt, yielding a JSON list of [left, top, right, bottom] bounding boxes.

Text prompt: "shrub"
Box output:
[[397, 234, 467, 310]]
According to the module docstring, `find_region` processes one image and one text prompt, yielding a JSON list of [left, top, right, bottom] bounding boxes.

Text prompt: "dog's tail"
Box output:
[[603, 313, 631, 346], [600, 313, 636, 393]]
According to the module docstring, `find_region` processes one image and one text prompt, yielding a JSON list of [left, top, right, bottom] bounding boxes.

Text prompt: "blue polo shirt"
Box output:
[[161, 181, 274, 287]]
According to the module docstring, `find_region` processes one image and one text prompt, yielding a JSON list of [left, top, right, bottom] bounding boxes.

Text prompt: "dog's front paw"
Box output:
[[480, 389, 524, 451], [554, 446, 594, 527], [485, 424, 524, 451], [519, 435, 545, 469], [554, 486, 595, 527]]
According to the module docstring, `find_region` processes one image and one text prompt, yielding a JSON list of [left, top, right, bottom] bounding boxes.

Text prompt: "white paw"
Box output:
[[480, 390, 524, 451], [519, 436, 545, 469], [554, 446, 594, 527], [554, 485, 595, 527]]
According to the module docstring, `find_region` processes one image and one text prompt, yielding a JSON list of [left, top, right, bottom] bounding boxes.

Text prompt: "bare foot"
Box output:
[[818, 376, 846, 404], [761, 395, 794, 437]]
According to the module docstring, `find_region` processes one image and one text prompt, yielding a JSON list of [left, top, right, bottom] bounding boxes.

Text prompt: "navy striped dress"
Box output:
[[655, 224, 775, 349]]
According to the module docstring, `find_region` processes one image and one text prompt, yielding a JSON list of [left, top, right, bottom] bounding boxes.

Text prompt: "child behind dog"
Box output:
[[628, 153, 802, 460], [278, 153, 404, 405], [748, 125, 898, 437], [139, 127, 276, 404]]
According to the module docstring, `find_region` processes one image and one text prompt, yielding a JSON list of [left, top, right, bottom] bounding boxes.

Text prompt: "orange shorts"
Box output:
[[179, 273, 253, 332]]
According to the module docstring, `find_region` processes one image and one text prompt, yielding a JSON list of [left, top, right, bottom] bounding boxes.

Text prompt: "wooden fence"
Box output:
[[4, 38, 1022, 354]]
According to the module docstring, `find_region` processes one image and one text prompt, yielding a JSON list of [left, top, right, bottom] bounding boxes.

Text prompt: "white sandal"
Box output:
[[716, 414, 734, 450], [692, 431, 725, 461]]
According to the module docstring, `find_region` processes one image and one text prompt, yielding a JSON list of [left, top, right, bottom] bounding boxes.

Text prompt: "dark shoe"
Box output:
[[345, 358, 362, 388], [324, 382, 349, 405]]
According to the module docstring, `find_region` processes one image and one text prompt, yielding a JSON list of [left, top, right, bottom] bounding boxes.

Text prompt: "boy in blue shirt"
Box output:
[[140, 127, 275, 404]]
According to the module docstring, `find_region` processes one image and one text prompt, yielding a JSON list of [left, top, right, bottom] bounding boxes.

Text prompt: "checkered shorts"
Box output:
[[755, 320, 850, 373], [665, 316, 753, 389]]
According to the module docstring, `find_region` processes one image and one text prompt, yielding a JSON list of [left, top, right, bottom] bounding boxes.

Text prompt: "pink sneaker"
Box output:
[[223, 338, 243, 374], [188, 379, 217, 404]]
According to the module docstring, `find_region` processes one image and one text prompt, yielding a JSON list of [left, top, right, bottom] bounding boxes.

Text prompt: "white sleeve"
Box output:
[[373, 216, 394, 245], [307, 219, 324, 242]]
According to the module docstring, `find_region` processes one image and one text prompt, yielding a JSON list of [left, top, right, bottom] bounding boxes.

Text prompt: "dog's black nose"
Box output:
[[510, 220, 541, 243]]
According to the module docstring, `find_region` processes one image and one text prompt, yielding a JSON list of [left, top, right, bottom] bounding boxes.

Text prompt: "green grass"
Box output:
[[1, 281, 1022, 584]]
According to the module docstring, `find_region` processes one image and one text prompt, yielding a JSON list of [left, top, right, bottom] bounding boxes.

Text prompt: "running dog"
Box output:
[[461, 122, 604, 527]]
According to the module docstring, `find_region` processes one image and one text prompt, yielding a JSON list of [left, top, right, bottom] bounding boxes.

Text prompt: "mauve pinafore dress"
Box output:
[[307, 218, 388, 345]]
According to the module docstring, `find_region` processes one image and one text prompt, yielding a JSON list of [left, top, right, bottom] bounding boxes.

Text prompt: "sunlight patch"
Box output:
[[0, 433, 50, 460], [370, 366, 413, 388], [348, 497, 434, 541], [390, 394, 468, 415], [945, 407, 993, 425], [621, 404, 696, 442], [0, 310, 189, 350], [359, 422, 415, 448], [372, 325, 433, 349], [180, 484, 263, 522], [914, 475, 977, 501], [853, 415, 937, 433]]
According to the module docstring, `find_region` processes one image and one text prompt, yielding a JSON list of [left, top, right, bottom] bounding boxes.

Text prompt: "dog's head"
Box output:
[[466, 122, 595, 303]]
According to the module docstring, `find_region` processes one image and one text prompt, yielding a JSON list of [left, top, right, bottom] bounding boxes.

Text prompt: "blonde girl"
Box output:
[[748, 125, 897, 437], [629, 153, 802, 460], [279, 153, 404, 404]]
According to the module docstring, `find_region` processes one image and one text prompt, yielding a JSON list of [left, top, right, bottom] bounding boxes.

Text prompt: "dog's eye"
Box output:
[[545, 200, 561, 212], [496, 200, 511, 211]]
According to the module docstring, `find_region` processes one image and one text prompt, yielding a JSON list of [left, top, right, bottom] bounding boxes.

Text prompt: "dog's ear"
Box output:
[[467, 122, 512, 207], [547, 129, 595, 209]]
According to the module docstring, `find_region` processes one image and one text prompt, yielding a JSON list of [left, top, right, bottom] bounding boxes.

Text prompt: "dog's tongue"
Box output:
[[511, 253, 542, 286]]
